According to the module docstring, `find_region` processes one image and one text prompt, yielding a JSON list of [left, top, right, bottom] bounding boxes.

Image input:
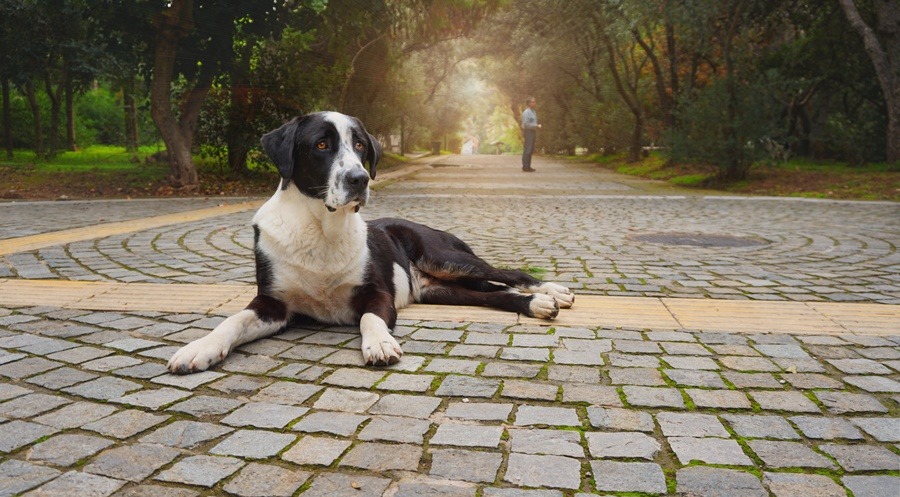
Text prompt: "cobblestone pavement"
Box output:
[[2, 156, 898, 303], [0, 154, 898, 496]]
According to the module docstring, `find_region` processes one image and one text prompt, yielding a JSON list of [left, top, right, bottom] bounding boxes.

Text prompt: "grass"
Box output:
[[574, 152, 899, 201], [0, 145, 413, 200]]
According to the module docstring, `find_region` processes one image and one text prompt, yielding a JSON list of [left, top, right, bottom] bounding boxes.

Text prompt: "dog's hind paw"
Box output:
[[528, 293, 560, 319], [532, 282, 575, 309], [167, 337, 229, 374]]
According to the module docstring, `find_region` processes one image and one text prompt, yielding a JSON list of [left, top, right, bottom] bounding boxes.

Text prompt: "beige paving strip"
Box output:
[[1, 279, 897, 335], [0, 200, 263, 256]]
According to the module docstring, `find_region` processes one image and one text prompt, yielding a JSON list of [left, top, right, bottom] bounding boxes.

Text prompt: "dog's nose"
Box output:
[[347, 168, 369, 192]]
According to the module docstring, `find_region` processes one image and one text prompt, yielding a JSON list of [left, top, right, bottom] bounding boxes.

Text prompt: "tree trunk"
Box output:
[[633, 29, 673, 128], [630, 114, 643, 162], [123, 74, 138, 153], [65, 72, 76, 151], [1, 79, 12, 159], [838, 0, 898, 163], [150, 0, 199, 187], [45, 75, 63, 158], [226, 41, 254, 175], [603, 35, 644, 162], [23, 81, 42, 158]]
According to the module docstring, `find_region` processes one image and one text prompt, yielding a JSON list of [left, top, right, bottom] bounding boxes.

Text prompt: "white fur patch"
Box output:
[[529, 293, 560, 319], [526, 282, 575, 308], [393, 263, 412, 309], [322, 112, 369, 209], [359, 313, 403, 365]]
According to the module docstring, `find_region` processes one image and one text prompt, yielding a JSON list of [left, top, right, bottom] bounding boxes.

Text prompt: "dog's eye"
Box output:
[[316, 140, 328, 151], [355, 141, 364, 151]]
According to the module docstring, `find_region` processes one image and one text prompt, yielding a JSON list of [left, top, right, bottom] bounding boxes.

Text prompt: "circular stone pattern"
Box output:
[[629, 232, 770, 248]]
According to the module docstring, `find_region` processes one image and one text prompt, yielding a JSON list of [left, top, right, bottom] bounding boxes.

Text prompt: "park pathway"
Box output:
[[0, 153, 898, 496]]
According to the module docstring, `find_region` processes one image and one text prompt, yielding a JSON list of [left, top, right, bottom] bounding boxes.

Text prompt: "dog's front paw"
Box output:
[[528, 293, 560, 319], [361, 330, 403, 367], [167, 337, 229, 374], [536, 282, 575, 309]]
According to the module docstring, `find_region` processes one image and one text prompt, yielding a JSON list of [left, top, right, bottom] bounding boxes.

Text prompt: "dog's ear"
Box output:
[[366, 132, 381, 179], [261, 117, 303, 180]]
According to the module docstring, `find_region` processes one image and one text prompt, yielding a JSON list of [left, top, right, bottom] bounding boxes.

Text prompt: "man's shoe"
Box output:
[[522, 167, 536, 172]]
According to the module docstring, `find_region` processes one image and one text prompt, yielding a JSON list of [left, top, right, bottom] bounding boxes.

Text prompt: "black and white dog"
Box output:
[[168, 112, 574, 373]]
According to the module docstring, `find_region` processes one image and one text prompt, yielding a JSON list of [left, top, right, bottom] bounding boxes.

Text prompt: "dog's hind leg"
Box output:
[[167, 295, 288, 374], [419, 281, 559, 319]]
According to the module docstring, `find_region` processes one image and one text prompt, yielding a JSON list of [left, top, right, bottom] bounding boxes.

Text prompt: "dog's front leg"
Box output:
[[168, 295, 288, 374], [359, 310, 403, 367]]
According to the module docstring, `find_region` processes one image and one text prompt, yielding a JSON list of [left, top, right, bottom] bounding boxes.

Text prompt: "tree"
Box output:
[[838, 0, 899, 164]]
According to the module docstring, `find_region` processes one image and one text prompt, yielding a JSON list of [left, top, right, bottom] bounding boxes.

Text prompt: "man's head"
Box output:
[[526, 97, 536, 108]]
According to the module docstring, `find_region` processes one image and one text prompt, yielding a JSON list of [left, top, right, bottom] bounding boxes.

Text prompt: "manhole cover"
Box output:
[[629, 232, 769, 248]]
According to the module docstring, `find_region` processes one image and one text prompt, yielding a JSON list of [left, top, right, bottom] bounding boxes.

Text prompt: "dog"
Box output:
[[168, 111, 574, 373]]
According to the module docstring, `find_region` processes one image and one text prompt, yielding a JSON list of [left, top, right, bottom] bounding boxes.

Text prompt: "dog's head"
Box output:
[[260, 111, 381, 212]]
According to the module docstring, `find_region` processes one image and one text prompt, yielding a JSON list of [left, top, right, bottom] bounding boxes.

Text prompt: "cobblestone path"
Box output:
[[0, 154, 897, 496]]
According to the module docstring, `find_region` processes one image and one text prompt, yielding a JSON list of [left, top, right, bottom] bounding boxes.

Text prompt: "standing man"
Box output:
[[521, 97, 541, 172]]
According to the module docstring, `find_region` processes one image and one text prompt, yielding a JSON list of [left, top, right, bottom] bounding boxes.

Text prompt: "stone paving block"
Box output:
[[504, 453, 582, 489], [485, 490, 563, 497], [843, 375, 900, 393], [724, 371, 783, 389], [0, 459, 61, 496], [676, 466, 767, 497], [301, 472, 391, 497], [686, 388, 752, 409], [747, 440, 835, 468], [208, 374, 272, 394], [664, 369, 726, 388], [842, 475, 900, 497], [561, 383, 622, 406], [167, 395, 244, 417], [429, 448, 503, 483], [789, 415, 865, 440], [222, 462, 310, 497], [151, 370, 223, 389], [623, 386, 685, 408], [435, 375, 499, 398], [250, 381, 322, 405], [482, 362, 542, 379], [514, 405, 579, 426], [850, 417, 900, 442], [209, 429, 296, 459], [826, 358, 892, 374], [614, 339, 661, 353], [81, 409, 168, 439], [0, 420, 58, 453], [500, 347, 549, 361], [609, 367, 665, 385], [762, 472, 846, 497], [375, 372, 434, 392], [322, 368, 386, 388], [430, 422, 503, 447], [113, 362, 169, 379], [81, 356, 143, 372], [722, 414, 800, 439], [27, 433, 115, 466], [657, 411, 730, 437], [291, 411, 368, 436], [661, 342, 713, 356], [783, 373, 843, 389], [754, 344, 811, 359], [502, 380, 558, 401], [139, 420, 233, 448], [281, 435, 351, 466], [648, 331, 695, 342], [155, 455, 245, 488], [546, 365, 599, 383], [46, 346, 113, 364], [368, 393, 441, 419], [585, 431, 659, 460], [719, 355, 780, 372], [394, 479, 478, 497], [358, 416, 431, 443], [773, 357, 826, 373], [449, 344, 500, 358], [221, 402, 308, 428], [219, 353, 283, 375], [63, 376, 142, 401], [0, 382, 32, 400], [445, 401, 513, 421], [587, 406, 654, 432], [0, 356, 63, 378], [509, 428, 584, 457], [339, 442, 422, 471], [311, 386, 383, 414], [112, 484, 198, 497], [607, 353, 659, 368], [711, 344, 761, 355], [114, 387, 191, 410], [465, 332, 511, 345], [669, 436, 754, 465], [591, 461, 667, 494], [0, 393, 71, 418], [28, 470, 125, 497], [820, 443, 900, 471], [815, 390, 888, 414], [84, 443, 181, 482], [750, 391, 820, 413]]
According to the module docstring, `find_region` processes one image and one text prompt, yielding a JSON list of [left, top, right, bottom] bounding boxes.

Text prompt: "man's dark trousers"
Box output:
[[522, 129, 536, 170]]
